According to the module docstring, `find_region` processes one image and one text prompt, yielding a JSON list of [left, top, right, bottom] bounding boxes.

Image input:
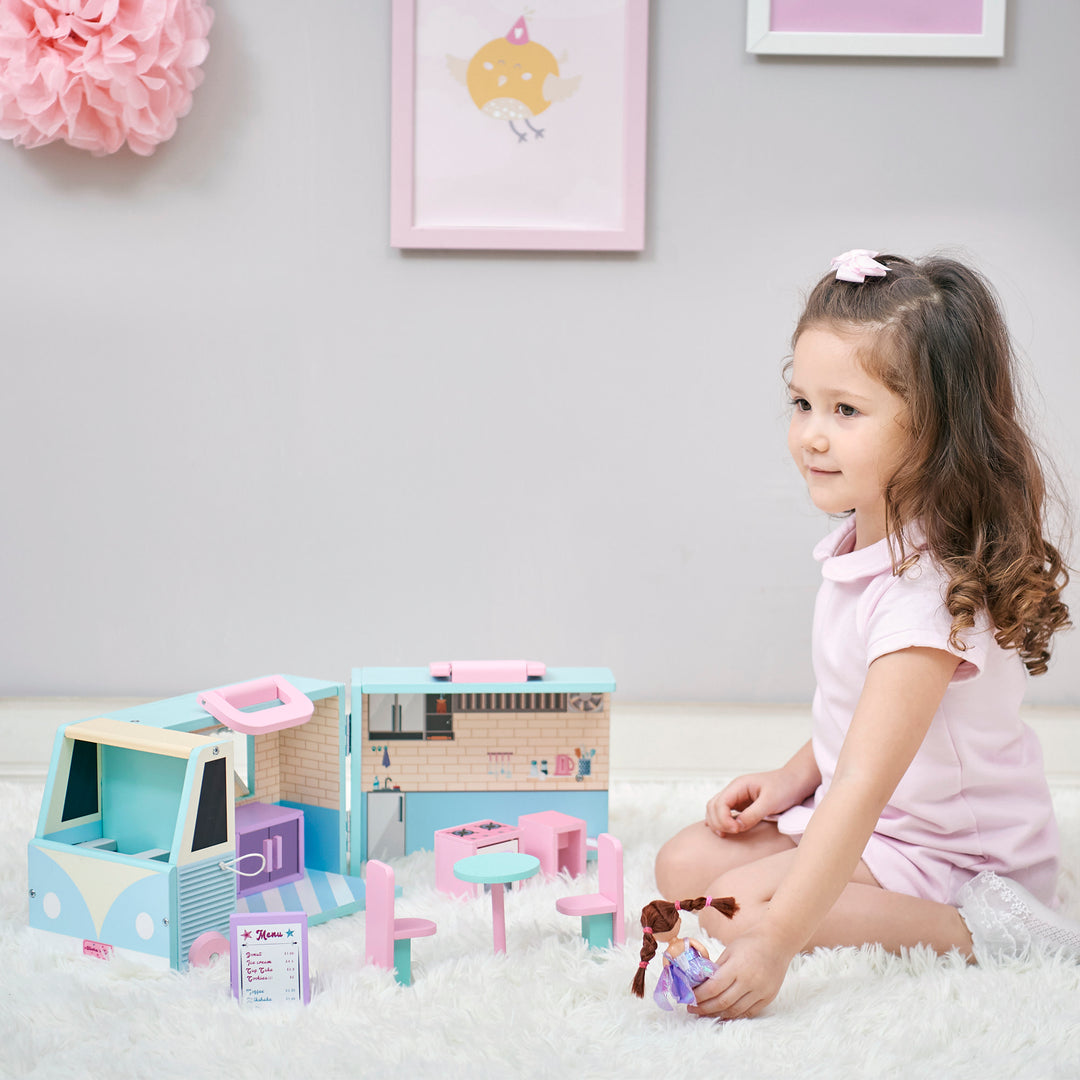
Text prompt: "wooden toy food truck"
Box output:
[[28, 675, 359, 970]]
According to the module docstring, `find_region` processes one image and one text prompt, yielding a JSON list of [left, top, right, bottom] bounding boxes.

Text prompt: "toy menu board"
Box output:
[[229, 912, 310, 1007]]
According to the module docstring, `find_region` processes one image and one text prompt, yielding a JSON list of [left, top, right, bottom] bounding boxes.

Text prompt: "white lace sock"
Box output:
[[957, 871, 1080, 963]]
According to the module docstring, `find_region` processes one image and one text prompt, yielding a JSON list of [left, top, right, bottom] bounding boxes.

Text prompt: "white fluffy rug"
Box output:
[[3, 779, 1079, 1080]]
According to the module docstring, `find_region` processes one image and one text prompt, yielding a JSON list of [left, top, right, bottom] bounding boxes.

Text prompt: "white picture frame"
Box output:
[[746, 0, 1006, 58]]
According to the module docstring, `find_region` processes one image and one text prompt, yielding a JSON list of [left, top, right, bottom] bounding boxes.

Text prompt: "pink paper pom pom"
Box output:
[[0, 0, 214, 156]]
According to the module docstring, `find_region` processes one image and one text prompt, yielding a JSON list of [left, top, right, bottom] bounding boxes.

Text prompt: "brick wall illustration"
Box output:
[[360, 693, 610, 793], [249, 696, 340, 810]]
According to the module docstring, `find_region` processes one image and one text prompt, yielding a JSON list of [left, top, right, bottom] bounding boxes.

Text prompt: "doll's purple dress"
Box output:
[[653, 939, 716, 1010]]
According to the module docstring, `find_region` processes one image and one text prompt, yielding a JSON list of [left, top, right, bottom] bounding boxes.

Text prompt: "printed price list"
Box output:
[[234, 919, 306, 1007]]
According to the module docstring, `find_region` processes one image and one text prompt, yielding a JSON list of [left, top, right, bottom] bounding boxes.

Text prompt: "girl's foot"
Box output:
[[958, 871, 1080, 963]]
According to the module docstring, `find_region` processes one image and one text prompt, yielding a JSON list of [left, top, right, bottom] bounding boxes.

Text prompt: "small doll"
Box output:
[[630, 896, 738, 1011]]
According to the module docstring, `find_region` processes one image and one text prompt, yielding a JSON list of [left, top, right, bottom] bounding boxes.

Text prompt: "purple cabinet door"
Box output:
[[269, 816, 301, 883], [236, 825, 271, 895]]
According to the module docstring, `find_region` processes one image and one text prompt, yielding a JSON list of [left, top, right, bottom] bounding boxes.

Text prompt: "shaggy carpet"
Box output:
[[2, 779, 1079, 1080]]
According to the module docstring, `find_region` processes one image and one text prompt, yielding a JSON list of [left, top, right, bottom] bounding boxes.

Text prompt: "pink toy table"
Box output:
[[518, 811, 587, 879], [453, 852, 540, 954], [434, 820, 520, 898]]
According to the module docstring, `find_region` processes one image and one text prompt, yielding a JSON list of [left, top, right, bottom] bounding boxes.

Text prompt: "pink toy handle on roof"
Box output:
[[197, 676, 314, 735], [428, 660, 546, 683]]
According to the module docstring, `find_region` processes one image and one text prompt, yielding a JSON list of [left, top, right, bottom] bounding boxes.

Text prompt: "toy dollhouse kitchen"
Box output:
[[353, 662, 615, 861]]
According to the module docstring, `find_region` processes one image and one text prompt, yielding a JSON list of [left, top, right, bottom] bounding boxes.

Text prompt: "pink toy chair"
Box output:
[[554, 833, 625, 949], [364, 860, 437, 986], [518, 811, 587, 879]]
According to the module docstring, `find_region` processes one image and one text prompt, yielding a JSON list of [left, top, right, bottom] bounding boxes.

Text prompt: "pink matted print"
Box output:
[[769, 0, 984, 36], [390, 0, 649, 251], [746, 0, 1006, 57]]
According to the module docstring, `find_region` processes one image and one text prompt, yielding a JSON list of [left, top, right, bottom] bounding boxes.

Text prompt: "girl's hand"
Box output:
[[688, 931, 793, 1021], [705, 769, 806, 835]]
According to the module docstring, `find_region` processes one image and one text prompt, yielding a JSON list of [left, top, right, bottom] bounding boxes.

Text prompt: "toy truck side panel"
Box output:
[[29, 719, 236, 970]]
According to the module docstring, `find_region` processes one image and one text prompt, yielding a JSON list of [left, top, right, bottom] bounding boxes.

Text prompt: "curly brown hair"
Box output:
[[794, 254, 1071, 674]]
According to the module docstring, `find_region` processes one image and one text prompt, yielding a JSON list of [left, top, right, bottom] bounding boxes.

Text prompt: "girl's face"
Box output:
[[787, 325, 910, 549]]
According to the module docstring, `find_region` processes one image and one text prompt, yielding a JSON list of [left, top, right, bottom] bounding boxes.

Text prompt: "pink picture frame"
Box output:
[[390, 0, 649, 251], [746, 0, 1006, 57]]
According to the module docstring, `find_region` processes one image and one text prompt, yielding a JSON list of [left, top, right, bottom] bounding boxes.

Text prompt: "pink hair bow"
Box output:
[[830, 249, 889, 283]]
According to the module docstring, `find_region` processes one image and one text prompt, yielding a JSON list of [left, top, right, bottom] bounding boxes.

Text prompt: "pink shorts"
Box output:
[[774, 805, 1059, 907]]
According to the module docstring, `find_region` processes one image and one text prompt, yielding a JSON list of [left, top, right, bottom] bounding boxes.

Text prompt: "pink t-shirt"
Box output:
[[775, 517, 1060, 905]]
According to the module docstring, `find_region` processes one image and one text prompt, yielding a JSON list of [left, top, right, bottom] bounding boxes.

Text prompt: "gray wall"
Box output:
[[4, 3, 1078, 704]]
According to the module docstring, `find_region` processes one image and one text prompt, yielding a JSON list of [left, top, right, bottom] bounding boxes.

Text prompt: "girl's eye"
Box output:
[[837, 403, 859, 418], [791, 397, 811, 412]]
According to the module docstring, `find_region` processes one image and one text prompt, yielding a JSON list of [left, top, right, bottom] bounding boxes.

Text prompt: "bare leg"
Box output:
[[697, 847, 974, 958], [654, 819, 797, 899]]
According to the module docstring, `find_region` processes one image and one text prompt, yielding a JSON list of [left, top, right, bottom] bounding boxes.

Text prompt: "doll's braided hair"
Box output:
[[630, 895, 738, 998]]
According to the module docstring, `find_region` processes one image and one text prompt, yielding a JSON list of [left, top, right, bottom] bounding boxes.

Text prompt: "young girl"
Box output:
[[654, 250, 1078, 1021]]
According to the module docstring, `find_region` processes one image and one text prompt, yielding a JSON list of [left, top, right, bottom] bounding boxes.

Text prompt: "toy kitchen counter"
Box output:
[[353, 666, 615, 862]]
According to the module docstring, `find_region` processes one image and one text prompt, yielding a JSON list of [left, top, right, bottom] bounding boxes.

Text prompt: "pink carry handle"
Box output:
[[428, 660, 546, 683], [197, 675, 314, 735]]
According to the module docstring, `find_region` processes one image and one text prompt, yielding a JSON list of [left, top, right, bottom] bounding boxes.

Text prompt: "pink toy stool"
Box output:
[[434, 820, 520, 898], [518, 811, 587, 879]]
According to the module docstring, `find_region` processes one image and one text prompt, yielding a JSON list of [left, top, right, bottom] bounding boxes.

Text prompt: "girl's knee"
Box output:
[[654, 823, 711, 899], [700, 888, 758, 944], [653, 838, 687, 900], [698, 868, 768, 944]]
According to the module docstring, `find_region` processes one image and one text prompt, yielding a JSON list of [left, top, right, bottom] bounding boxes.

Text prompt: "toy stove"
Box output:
[[448, 820, 515, 840], [433, 819, 521, 898]]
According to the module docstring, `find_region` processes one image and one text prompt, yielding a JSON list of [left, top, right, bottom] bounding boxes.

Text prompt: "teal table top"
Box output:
[[453, 852, 541, 885]]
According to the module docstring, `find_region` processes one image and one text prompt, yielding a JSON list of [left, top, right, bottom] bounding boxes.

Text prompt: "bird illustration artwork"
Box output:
[[446, 15, 582, 142]]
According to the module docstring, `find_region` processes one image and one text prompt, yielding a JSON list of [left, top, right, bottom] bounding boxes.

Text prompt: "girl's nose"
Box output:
[[803, 424, 828, 453]]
